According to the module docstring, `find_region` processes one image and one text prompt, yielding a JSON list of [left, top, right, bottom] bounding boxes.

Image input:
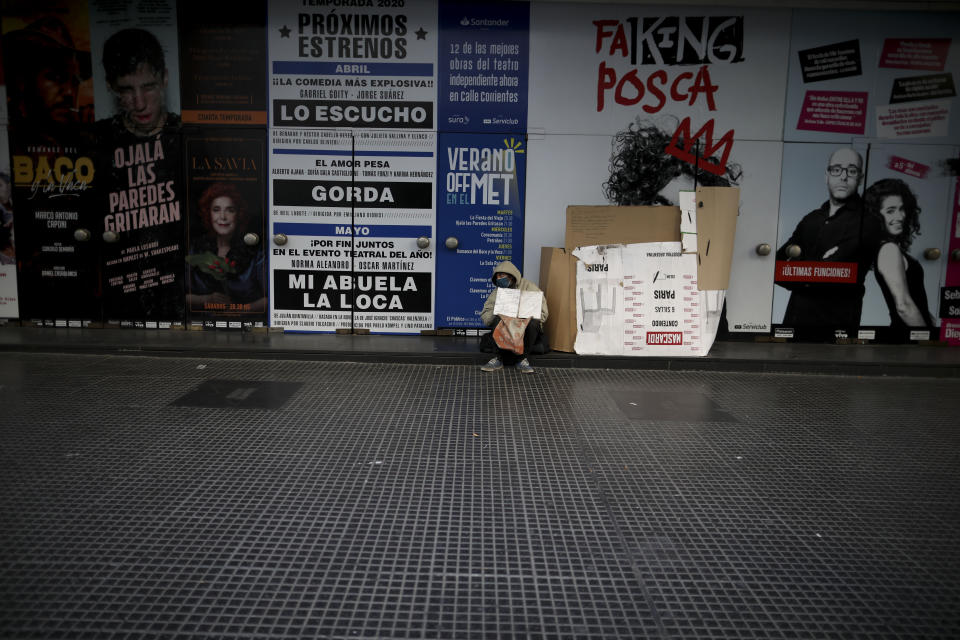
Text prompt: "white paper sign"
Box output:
[[494, 288, 544, 319]]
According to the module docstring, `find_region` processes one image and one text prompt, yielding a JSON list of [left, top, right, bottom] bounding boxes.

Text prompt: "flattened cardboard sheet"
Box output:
[[695, 186, 740, 291], [565, 206, 679, 254], [539, 247, 577, 352]]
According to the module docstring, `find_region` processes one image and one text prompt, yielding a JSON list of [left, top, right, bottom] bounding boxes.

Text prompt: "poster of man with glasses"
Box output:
[[773, 145, 883, 332]]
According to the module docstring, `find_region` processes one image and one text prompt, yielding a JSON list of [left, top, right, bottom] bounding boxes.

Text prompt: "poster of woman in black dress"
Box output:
[[863, 178, 935, 328]]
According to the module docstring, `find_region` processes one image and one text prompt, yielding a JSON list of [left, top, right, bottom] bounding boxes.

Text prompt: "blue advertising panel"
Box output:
[[436, 132, 526, 327], [436, 1, 529, 327], [437, 1, 529, 133]]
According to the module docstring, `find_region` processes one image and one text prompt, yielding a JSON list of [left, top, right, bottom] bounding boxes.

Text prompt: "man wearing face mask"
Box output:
[[479, 260, 549, 373]]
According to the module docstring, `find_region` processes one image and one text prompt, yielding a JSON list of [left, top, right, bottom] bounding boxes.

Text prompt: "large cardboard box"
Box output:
[[539, 186, 739, 353]]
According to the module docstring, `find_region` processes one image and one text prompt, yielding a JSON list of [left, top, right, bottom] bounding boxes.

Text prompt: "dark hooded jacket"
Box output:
[[480, 260, 549, 326]]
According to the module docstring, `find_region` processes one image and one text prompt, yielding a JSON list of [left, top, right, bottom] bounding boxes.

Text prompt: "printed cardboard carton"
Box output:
[[539, 186, 739, 354]]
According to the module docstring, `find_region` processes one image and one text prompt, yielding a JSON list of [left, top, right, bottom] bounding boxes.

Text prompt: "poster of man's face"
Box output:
[[1, 11, 94, 132], [87, 0, 180, 136], [825, 148, 863, 204], [100, 28, 172, 136]]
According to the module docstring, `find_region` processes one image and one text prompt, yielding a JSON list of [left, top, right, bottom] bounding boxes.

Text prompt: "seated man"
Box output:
[[479, 261, 549, 374]]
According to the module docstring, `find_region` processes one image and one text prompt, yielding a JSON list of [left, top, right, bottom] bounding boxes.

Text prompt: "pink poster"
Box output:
[[940, 178, 960, 345], [886, 155, 931, 179], [796, 90, 867, 134], [879, 38, 950, 71]]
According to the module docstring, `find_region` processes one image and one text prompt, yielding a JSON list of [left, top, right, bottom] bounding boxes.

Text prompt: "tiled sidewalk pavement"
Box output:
[[0, 353, 958, 638]]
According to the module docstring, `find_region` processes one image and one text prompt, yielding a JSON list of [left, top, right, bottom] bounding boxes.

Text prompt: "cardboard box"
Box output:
[[539, 186, 739, 354], [539, 247, 577, 352]]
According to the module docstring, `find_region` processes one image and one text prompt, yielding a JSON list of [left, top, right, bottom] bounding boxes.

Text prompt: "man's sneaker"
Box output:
[[481, 357, 503, 372], [516, 358, 534, 374]]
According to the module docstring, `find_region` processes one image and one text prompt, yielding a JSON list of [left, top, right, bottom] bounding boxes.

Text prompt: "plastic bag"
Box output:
[[492, 316, 530, 354]]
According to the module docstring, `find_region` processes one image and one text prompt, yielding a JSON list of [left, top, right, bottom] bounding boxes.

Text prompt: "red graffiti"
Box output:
[[596, 62, 719, 113], [664, 117, 734, 177]]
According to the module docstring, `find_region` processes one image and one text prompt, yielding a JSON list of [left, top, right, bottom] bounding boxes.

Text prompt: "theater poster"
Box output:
[[942, 178, 960, 346], [859, 143, 957, 342], [779, 10, 960, 341], [183, 129, 267, 328], [0, 129, 18, 318], [7, 147, 99, 324], [0, 37, 7, 126], [268, 0, 438, 333], [0, 48, 12, 317], [2, 1, 99, 324], [178, 1, 267, 126], [524, 5, 792, 334], [0, 47, 7, 318], [773, 142, 872, 340], [89, 0, 186, 325]]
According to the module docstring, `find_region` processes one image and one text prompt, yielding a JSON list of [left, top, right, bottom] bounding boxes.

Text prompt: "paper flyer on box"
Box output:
[[573, 244, 624, 355]]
